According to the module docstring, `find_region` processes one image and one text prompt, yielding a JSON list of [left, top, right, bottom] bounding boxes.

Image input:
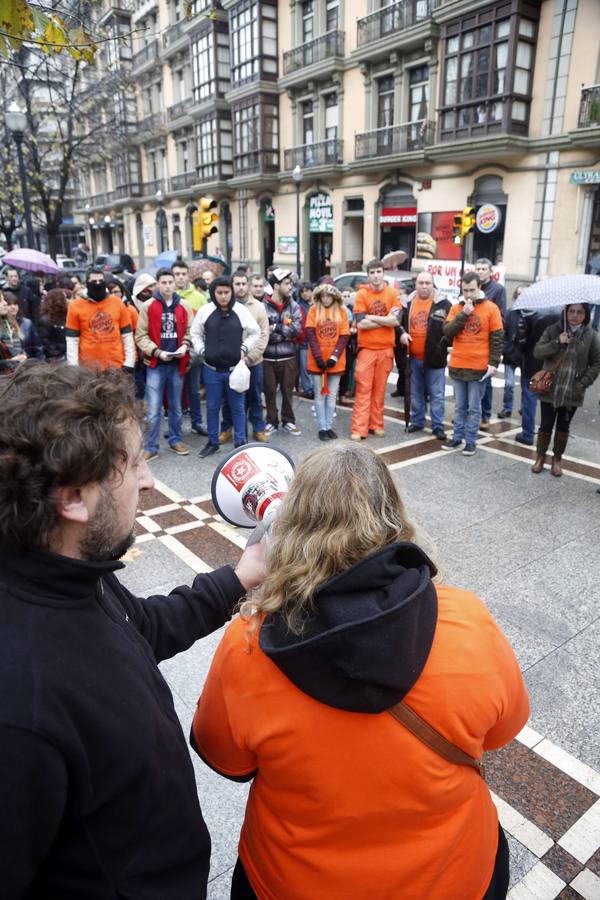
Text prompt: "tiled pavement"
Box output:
[[121, 386, 600, 899]]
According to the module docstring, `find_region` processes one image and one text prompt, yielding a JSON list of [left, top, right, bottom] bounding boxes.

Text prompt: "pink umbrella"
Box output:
[[3, 248, 59, 274]]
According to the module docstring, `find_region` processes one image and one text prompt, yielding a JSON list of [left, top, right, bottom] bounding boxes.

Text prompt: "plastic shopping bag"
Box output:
[[229, 358, 251, 393]]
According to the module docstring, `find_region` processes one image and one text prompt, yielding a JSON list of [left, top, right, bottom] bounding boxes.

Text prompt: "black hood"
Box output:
[[259, 542, 438, 714]]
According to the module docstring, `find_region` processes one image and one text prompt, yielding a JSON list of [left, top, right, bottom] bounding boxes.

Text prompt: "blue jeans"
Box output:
[[409, 359, 446, 431], [451, 378, 485, 444], [204, 366, 247, 446], [311, 372, 341, 431], [501, 364, 515, 413], [144, 363, 184, 453], [221, 363, 265, 436], [186, 363, 204, 427], [520, 374, 538, 442], [298, 346, 313, 394], [481, 377, 493, 420]]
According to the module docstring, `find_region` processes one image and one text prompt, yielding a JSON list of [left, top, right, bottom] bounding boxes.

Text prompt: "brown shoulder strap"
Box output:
[[388, 701, 484, 778]]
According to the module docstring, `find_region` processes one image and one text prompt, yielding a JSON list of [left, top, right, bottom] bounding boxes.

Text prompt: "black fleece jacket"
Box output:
[[0, 544, 245, 899]]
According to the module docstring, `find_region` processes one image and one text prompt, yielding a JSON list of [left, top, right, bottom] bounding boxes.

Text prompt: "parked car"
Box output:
[[95, 253, 137, 274], [334, 271, 416, 295], [56, 257, 78, 269]]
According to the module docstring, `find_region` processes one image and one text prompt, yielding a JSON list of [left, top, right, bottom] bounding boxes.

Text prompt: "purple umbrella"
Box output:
[[3, 248, 59, 275]]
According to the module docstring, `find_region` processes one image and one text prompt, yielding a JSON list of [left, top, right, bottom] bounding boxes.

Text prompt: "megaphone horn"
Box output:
[[211, 443, 295, 529]]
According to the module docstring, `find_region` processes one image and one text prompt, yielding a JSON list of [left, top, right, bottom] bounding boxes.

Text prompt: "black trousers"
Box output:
[[230, 823, 509, 900], [539, 401, 576, 434]]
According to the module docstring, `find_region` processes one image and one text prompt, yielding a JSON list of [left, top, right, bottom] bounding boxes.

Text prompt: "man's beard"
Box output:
[[79, 487, 135, 562]]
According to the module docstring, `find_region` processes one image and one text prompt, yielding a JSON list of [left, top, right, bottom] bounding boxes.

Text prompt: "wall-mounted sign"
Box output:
[[143, 225, 154, 247], [309, 193, 333, 233], [380, 207, 418, 225], [476, 203, 501, 234], [261, 199, 275, 222], [570, 170, 600, 184], [277, 236, 297, 255]]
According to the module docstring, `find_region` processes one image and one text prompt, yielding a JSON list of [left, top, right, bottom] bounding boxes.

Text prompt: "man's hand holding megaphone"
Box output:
[[234, 541, 267, 592], [211, 443, 295, 549]]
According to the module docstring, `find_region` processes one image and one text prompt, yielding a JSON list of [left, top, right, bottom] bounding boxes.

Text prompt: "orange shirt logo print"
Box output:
[[411, 310, 429, 334], [89, 309, 116, 338], [369, 300, 387, 316], [318, 319, 338, 341], [464, 314, 482, 335]]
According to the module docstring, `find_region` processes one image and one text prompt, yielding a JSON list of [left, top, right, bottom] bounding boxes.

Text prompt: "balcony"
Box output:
[[355, 121, 434, 160], [162, 19, 188, 55], [134, 111, 167, 140], [282, 30, 344, 77], [132, 40, 158, 72], [284, 139, 343, 170], [233, 150, 280, 178], [578, 85, 600, 128], [113, 183, 143, 200], [168, 99, 192, 122], [169, 171, 198, 192], [357, 0, 435, 45], [97, 1, 133, 27], [141, 179, 166, 196]]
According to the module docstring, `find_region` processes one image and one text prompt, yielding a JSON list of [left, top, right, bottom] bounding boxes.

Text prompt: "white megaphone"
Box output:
[[211, 443, 295, 542]]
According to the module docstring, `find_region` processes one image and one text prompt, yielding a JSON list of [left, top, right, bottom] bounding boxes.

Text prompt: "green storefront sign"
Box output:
[[309, 193, 333, 233]]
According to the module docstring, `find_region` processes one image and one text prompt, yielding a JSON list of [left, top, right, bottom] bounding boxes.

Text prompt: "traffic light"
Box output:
[[199, 196, 219, 240], [452, 207, 476, 245], [192, 209, 202, 252], [461, 206, 476, 240], [453, 214, 463, 245]]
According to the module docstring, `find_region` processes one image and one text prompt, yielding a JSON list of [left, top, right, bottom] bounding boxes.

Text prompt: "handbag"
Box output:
[[388, 702, 484, 778], [530, 355, 565, 394]]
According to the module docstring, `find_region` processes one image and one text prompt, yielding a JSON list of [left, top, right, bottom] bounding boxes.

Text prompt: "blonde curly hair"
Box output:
[[244, 444, 416, 634]]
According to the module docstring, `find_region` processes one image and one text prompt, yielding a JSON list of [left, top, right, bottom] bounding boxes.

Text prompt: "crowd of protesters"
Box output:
[[1, 256, 599, 479]]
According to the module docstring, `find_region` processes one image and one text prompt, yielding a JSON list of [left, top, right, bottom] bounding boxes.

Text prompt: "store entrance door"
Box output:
[[379, 184, 417, 270]]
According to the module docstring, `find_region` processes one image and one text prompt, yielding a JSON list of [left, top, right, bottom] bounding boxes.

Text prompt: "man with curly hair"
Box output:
[[0, 363, 264, 898]]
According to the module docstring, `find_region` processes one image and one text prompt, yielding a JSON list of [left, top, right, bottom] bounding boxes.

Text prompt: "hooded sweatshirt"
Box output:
[[192, 542, 528, 900]]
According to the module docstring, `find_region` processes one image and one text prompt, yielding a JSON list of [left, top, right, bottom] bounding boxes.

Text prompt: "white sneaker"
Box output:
[[264, 423, 278, 434], [282, 422, 301, 436]]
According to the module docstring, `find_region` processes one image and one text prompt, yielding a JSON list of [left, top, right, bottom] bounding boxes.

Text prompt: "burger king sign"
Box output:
[[476, 204, 501, 234]]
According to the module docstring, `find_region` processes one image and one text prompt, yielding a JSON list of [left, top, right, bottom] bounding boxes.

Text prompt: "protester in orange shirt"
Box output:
[[400, 271, 451, 440], [66, 268, 135, 371], [350, 259, 402, 440], [192, 445, 529, 900], [442, 271, 503, 456], [305, 284, 350, 441]]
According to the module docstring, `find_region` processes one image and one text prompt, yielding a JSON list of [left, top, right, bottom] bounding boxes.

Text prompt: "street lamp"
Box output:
[[292, 164, 302, 278], [156, 189, 165, 252], [5, 101, 35, 248]]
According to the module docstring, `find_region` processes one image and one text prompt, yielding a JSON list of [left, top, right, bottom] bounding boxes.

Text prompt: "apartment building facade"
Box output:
[[78, 0, 600, 288]]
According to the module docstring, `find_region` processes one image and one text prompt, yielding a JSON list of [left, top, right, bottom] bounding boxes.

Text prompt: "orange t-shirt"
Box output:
[[408, 296, 433, 360], [305, 305, 350, 374], [193, 587, 529, 900], [66, 294, 132, 369], [447, 300, 503, 372], [354, 285, 399, 350]]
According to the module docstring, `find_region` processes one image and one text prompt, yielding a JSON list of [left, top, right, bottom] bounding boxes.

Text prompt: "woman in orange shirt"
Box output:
[[304, 284, 350, 440], [192, 445, 529, 900]]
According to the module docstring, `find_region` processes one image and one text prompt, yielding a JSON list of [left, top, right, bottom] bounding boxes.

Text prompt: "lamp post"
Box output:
[[156, 188, 165, 253], [292, 164, 302, 278], [5, 101, 35, 248]]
